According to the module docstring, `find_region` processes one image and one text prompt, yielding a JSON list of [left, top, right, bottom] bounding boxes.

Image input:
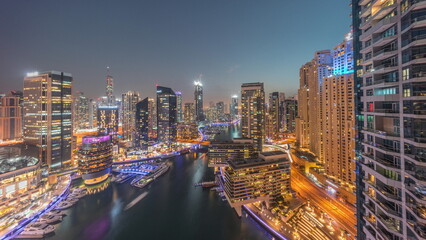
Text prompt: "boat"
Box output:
[[49, 210, 66, 216], [55, 200, 75, 210], [40, 214, 62, 224], [17, 223, 55, 239]]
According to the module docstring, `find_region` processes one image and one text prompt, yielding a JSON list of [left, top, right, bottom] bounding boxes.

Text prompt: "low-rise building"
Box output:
[[222, 151, 291, 215], [207, 138, 257, 167]]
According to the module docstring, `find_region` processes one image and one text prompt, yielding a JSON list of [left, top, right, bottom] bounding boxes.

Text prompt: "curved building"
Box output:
[[78, 135, 112, 185]]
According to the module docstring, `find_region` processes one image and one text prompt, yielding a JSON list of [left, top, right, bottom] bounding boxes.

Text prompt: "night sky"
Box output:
[[0, 0, 350, 104]]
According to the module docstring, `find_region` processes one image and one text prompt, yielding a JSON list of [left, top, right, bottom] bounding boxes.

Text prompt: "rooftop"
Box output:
[[0, 156, 39, 174]]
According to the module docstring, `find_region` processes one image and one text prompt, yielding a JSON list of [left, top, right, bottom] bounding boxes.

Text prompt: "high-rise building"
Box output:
[[176, 123, 199, 141], [0, 92, 22, 141], [148, 98, 157, 141], [183, 102, 195, 123], [268, 92, 285, 139], [105, 70, 114, 105], [353, 1, 426, 239], [216, 101, 225, 121], [23, 71, 73, 169], [73, 91, 90, 131], [194, 81, 204, 122], [241, 82, 265, 151], [283, 97, 298, 133], [97, 105, 119, 136], [222, 151, 291, 216], [230, 95, 238, 120], [321, 35, 355, 187], [296, 50, 332, 160], [121, 91, 140, 141], [78, 134, 112, 185], [88, 99, 97, 129], [157, 86, 177, 143], [135, 97, 150, 146], [175, 91, 183, 122]]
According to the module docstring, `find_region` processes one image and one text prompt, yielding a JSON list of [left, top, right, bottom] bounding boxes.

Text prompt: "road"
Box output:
[[291, 161, 357, 238]]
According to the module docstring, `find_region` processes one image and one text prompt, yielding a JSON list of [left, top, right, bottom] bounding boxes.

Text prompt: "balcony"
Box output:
[[362, 127, 400, 137], [403, 53, 426, 66], [403, 34, 426, 49], [372, 63, 398, 75], [403, 0, 426, 14], [402, 15, 426, 33], [371, 0, 397, 21], [373, 48, 398, 61], [405, 182, 426, 202], [407, 202, 426, 221]]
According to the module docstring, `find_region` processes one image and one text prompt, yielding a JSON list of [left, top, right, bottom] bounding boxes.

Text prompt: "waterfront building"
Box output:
[[176, 91, 183, 122], [207, 138, 257, 167], [222, 151, 291, 216], [183, 102, 195, 123], [147, 98, 157, 141], [89, 99, 97, 129], [157, 86, 177, 143], [135, 97, 150, 146], [230, 95, 238, 120], [353, 0, 426, 239], [283, 97, 297, 133], [23, 71, 73, 170], [78, 135, 112, 185], [194, 81, 204, 122], [176, 123, 199, 141], [121, 91, 140, 141], [241, 82, 265, 151], [73, 91, 90, 131], [0, 92, 22, 141]]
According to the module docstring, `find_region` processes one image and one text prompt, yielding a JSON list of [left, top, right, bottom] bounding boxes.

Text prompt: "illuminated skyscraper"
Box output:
[[175, 91, 183, 122], [23, 71, 73, 170], [157, 86, 177, 143], [135, 97, 150, 146], [352, 0, 426, 239], [97, 105, 119, 136], [241, 82, 265, 151], [121, 91, 140, 141], [230, 95, 238, 120], [216, 101, 225, 121], [73, 91, 90, 131], [0, 91, 22, 141], [194, 81, 204, 122], [106, 68, 114, 105], [184, 102, 195, 123]]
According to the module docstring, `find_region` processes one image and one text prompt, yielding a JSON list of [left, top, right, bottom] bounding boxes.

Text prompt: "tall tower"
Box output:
[[184, 103, 195, 123], [157, 86, 177, 143], [135, 97, 150, 147], [23, 71, 73, 170], [268, 92, 285, 139], [241, 82, 265, 151], [0, 91, 23, 141], [106, 67, 114, 105], [175, 91, 183, 122], [73, 91, 90, 131], [121, 91, 140, 141], [194, 81, 204, 122], [353, 1, 426, 239], [230, 95, 238, 120]]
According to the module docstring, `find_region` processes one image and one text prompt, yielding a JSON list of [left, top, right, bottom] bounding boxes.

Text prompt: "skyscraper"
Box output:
[[353, 1, 426, 239], [268, 92, 285, 139], [157, 86, 177, 143], [283, 97, 297, 133], [241, 82, 265, 151], [73, 91, 90, 131], [321, 35, 355, 187], [216, 101, 225, 121], [230, 95, 238, 120], [184, 102, 195, 123], [194, 81, 204, 122], [135, 97, 150, 147], [106, 68, 114, 105], [175, 91, 183, 122], [121, 91, 140, 141], [0, 91, 22, 141], [23, 71, 73, 169]]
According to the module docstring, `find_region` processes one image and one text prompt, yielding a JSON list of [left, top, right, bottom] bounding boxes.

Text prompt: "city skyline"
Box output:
[[0, 0, 350, 103]]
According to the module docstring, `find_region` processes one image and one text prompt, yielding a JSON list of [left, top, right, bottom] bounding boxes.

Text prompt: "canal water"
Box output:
[[47, 125, 272, 240]]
